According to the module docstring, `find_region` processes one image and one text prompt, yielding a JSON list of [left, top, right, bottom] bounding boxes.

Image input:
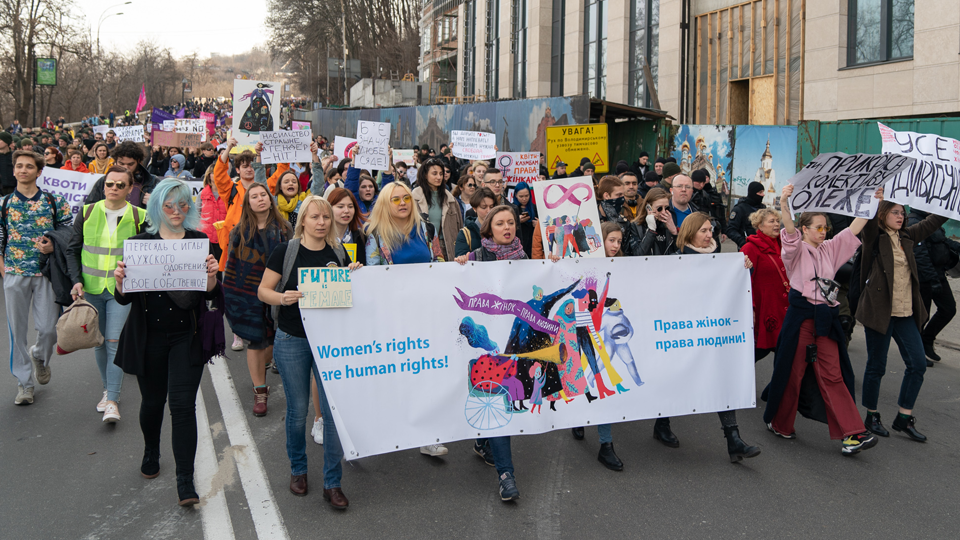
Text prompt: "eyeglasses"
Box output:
[[163, 202, 190, 214], [674, 185, 693, 191], [889, 210, 905, 217], [654, 206, 669, 212], [805, 226, 829, 233], [104, 181, 127, 189], [484, 180, 505, 186], [390, 195, 412, 205]]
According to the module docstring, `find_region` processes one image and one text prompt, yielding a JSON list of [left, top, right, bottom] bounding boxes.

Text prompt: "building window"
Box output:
[[583, 0, 607, 99], [464, 1, 476, 96], [485, 0, 500, 99], [627, 0, 659, 107], [512, 0, 527, 98], [847, 0, 913, 66], [550, 0, 564, 96]]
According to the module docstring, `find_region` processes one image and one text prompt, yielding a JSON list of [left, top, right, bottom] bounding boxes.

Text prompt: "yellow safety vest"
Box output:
[[81, 201, 144, 295]]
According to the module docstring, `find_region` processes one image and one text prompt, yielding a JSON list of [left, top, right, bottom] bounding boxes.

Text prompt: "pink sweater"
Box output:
[[781, 228, 861, 306]]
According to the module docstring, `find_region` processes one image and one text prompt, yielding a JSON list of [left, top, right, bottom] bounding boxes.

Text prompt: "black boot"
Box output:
[[141, 447, 160, 479], [549, 401, 557, 411], [723, 425, 761, 462], [518, 400, 527, 410], [597, 442, 623, 471], [653, 418, 679, 448], [864, 411, 889, 437], [571, 427, 584, 440], [585, 392, 597, 403], [177, 474, 200, 506], [923, 339, 941, 362], [891, 414, 927, 442]]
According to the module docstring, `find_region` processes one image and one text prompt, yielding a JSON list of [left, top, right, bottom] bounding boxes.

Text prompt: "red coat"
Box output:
[[741, 232, 789, 350], [199, 184, 227, 243]]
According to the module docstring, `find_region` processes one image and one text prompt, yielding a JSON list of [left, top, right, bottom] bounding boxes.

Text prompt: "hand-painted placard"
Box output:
[[451, 131, 496, 160], [497, 152, 540, 183], [299, 267, 353, 308], [354, 121, 391, 171], [259, 129, 312, 165], [113, 125, 144, 143], [122, 238, 209, 292], [879, 123, 960, 220], [176, 119, 207, 142], [333, 136, 357, 161], [532, 177, 605, 259], [787, 152, 915, 218]]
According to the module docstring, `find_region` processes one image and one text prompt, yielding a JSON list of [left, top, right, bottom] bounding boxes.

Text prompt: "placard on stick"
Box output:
[[152, 130, 203, 148], [175, 119, 207, 142], [355, 120, 390, 170], [299, 267, 353, 308], [259, 129, 312, 165], [122, 238, 209, 292]]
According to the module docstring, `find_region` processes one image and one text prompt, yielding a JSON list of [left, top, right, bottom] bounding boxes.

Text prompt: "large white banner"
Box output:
[[304, 255, 756, 460], [880, 123, 960, 219], [788, 152, 914, 218], [38, 167, 103, 216]]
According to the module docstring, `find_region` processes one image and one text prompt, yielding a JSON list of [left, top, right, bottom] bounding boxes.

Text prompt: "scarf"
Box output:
[[223, 223, 287, 342], [91, 156, 113, 174], [480, 236, 526, 261], [686, 238, 717, 254], [277, 191, 308, 220]]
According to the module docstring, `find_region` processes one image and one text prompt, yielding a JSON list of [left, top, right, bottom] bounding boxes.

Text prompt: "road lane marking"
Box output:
[[196, 386, 236, 540]]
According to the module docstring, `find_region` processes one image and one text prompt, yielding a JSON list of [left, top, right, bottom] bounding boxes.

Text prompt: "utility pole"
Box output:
[[325, 43, 329, 104], [341, 0, 348, 105]]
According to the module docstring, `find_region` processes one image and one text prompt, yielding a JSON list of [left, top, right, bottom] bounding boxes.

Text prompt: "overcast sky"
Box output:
[[81, 0, 270, 58]]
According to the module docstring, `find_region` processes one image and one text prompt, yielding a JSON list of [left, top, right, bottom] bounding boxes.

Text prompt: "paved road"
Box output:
[[2, 279, 959, 539]]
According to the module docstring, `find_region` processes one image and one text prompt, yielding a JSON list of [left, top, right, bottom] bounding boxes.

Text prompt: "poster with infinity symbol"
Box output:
[[532, 177, 605, 259]]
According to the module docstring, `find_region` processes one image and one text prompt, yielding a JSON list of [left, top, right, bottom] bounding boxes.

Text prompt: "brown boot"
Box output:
[[253, 386, 269, 417]]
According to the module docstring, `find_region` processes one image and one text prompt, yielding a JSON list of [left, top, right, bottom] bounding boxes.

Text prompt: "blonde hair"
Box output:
[[363, 182, 425, 253], [294, 195, 342, 247], [675, 212, 712, 251], [471, 160, 489, 171], [748, 208, 781, 229]]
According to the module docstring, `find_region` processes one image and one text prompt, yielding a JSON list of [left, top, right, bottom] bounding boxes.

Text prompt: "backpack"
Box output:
[[1, 191, 60, 257], [271, 238, 347, 329], [56, 299, 104, 354], [460, 226, 472, 250]]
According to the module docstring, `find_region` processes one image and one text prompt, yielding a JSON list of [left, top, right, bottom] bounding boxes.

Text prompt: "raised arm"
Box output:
[[780, 185, 796, 235], [847, 186, 885, 237]]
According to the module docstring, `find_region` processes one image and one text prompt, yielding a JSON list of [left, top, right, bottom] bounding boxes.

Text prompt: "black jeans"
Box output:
[[137, 329, 204, 478], [921, 276, 957, 343]]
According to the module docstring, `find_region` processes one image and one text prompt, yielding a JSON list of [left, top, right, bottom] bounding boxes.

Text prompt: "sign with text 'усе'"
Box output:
[[879, 123, 960, 221], [299, 267, 353, 308], [546, 123, 609, 175], [122, 239, 209, 292], [259, 129, 312, 165]]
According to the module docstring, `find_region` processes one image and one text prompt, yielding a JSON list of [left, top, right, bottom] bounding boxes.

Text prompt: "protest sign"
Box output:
[[92, 125, 110, 138], [175, 119, 207, 142], [152, 130, 203, 148], [879, 123, 960, 220], [546, 123, 609, 175], [292, 120, 311, 131], [259, 129, 312, 165], [232, 79, 281, 153], [161, 120, 176, 132], [183, 179, 203, 202], [532, 177, 605, 259], [450, 130, 496, 160], [303, 255, 755, 459], [393, 149, 415, 165], [496, 152, 540, 184], [333, 136, 357, 161], [299, 267, 353, 308], [113, 125, 145, 143], [354, 121, 391, 170], [37, 167, 101, 216], [121, 238, 209, 293], [787, 152, 915, 218]]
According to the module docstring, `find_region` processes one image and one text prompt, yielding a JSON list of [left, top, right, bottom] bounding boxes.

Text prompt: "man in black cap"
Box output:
[[553, 160, 568, 179], [691, 168, 727, 239], [638, 170, 660, 199], [632, 151, 650, 179], [659, 162, 681, 190], [726, 181, 766, 249], [615, 160, 630, 175], [0, 132, 14, 195], [570, 157, 592, 177]]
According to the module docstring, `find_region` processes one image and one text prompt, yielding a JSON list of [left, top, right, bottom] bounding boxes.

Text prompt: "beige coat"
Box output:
[[412, 186, 463, 261]]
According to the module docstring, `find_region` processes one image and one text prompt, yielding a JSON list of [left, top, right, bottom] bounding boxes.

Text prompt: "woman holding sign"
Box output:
[[258, 195, 362, 509], [857, 195, 948, 443], [112, 178, 221, 506], [223, 183, 292, 418]]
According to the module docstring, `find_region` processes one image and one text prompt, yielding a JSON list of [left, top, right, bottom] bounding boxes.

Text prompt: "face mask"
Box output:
[[606, 196, 625, 214]]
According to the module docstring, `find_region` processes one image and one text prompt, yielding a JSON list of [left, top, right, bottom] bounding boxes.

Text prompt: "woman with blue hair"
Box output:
[[512, 181, 536, 258], [113, 178, 221, 506]]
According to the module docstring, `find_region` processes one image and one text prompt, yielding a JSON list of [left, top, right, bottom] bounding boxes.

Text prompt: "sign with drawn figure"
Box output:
[[354, 120, 391, 171], [333, 136, 357, 162], [232, 79, 282, 153], [546, 123, 609, 176], [299, 267, 353, 308], [302, 255, 755, 459], [496, 152, 540, 184], [531, 177, 605, 259], [731, 125, 798, 203], [121, 238, 209, 292], [787, 152, 915, 218], [672, 124, 734, 198], [879, 123, 960, 221], [37, 167, 102, 216], [292, 120, 311, 131], [450, 130, 497, 160]]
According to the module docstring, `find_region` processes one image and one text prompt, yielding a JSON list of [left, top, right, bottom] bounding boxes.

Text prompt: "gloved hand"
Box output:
[[645, 213, 656, 231]]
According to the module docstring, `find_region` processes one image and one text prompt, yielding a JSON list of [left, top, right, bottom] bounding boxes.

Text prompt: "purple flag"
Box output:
[[453, 288, 561, 335], [175, 107, 186, 118], [151, 107, 175, 123]]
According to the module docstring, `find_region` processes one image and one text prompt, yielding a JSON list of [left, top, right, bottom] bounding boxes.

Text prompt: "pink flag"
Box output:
[[135, 84, 147, 115]]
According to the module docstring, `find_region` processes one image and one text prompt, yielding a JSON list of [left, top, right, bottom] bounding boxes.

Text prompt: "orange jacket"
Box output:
[[213, 157, 288, 270]]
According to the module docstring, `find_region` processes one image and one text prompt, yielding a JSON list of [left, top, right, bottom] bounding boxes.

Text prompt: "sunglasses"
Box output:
[[163, 202, 191, 214], [390, 195, 412, 205], [104, 181, 127, 189], [806, 226, 829, 233], [465, 183, 476, 188], [654, 206, 669, 212]]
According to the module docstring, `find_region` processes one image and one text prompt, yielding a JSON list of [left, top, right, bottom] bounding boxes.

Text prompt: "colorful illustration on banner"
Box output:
[[456, 273, 640, 429], [731, 125, 798, 205], [672, 125, 734, 198], [531, 177, 605, 259]]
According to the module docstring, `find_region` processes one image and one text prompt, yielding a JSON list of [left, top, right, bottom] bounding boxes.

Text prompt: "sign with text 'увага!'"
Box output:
[[546, 123, 609, 175]]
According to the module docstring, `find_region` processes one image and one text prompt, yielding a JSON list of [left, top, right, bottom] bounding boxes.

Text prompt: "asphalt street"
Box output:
[[2, 275, 959, 539]]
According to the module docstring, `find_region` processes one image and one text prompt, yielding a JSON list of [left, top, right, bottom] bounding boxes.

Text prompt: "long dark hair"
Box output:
[[417, 158, 448, 207], [232, 183, 291, 249]]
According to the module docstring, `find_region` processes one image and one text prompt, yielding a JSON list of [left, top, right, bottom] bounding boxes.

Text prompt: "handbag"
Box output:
[[764, 254, 790, 293], [56, 299, 104, 354]]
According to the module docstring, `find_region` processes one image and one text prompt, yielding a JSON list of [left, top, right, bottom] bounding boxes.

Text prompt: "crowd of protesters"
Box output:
[[1, 100, 957, 510]]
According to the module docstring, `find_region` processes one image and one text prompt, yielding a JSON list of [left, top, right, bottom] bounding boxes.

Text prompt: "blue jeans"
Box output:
[[862, 316, 927, 411], [273, 329, 343, 489], [477, 437, 513, 476], [597, 424, 612, 444], [85, 289, 130, 402]]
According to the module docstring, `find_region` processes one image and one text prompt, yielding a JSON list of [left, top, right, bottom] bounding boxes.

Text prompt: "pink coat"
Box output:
[[780, 228, 860, 306]]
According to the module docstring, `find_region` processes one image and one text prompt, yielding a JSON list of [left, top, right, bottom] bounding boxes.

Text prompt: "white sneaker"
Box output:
[[96, 391, 109, 412], [14, 385, 34, 405], [420, 444, 448, 457], [311, 417, 324, 445], [231, 335, 244, 351], [102, 401, 120, 423], [32, 353, 51, 385]]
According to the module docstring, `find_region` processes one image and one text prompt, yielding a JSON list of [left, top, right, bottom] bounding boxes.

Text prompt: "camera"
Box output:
[[805, 343, 818, 363]]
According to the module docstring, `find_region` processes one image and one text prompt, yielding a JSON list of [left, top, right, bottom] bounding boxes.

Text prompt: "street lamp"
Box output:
[[96, 2, 132, 116]]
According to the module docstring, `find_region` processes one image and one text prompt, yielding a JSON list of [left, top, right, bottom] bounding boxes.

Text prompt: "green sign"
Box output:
[[36, 58, 57, 86]]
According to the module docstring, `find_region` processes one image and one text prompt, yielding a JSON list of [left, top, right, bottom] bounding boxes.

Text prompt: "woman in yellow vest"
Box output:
[[65, 166, 145, 424]]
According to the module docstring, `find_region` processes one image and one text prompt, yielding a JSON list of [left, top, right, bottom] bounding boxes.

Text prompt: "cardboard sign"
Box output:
[[176, 119, 207, 142], [879, 123, 960, 221], [113, 125, 145, 143], [152, 130, 203, 148], [299, 267, 353, 308], [355, 121, 391, 171], [496, 152, 541, 183], [546, 123, 609, 175], [450, 131, 496, 160], [333, 136, 357, 161], [788, 152, 915, 218], [122, 238, 209, 292], [259, 129, 313, 165]]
